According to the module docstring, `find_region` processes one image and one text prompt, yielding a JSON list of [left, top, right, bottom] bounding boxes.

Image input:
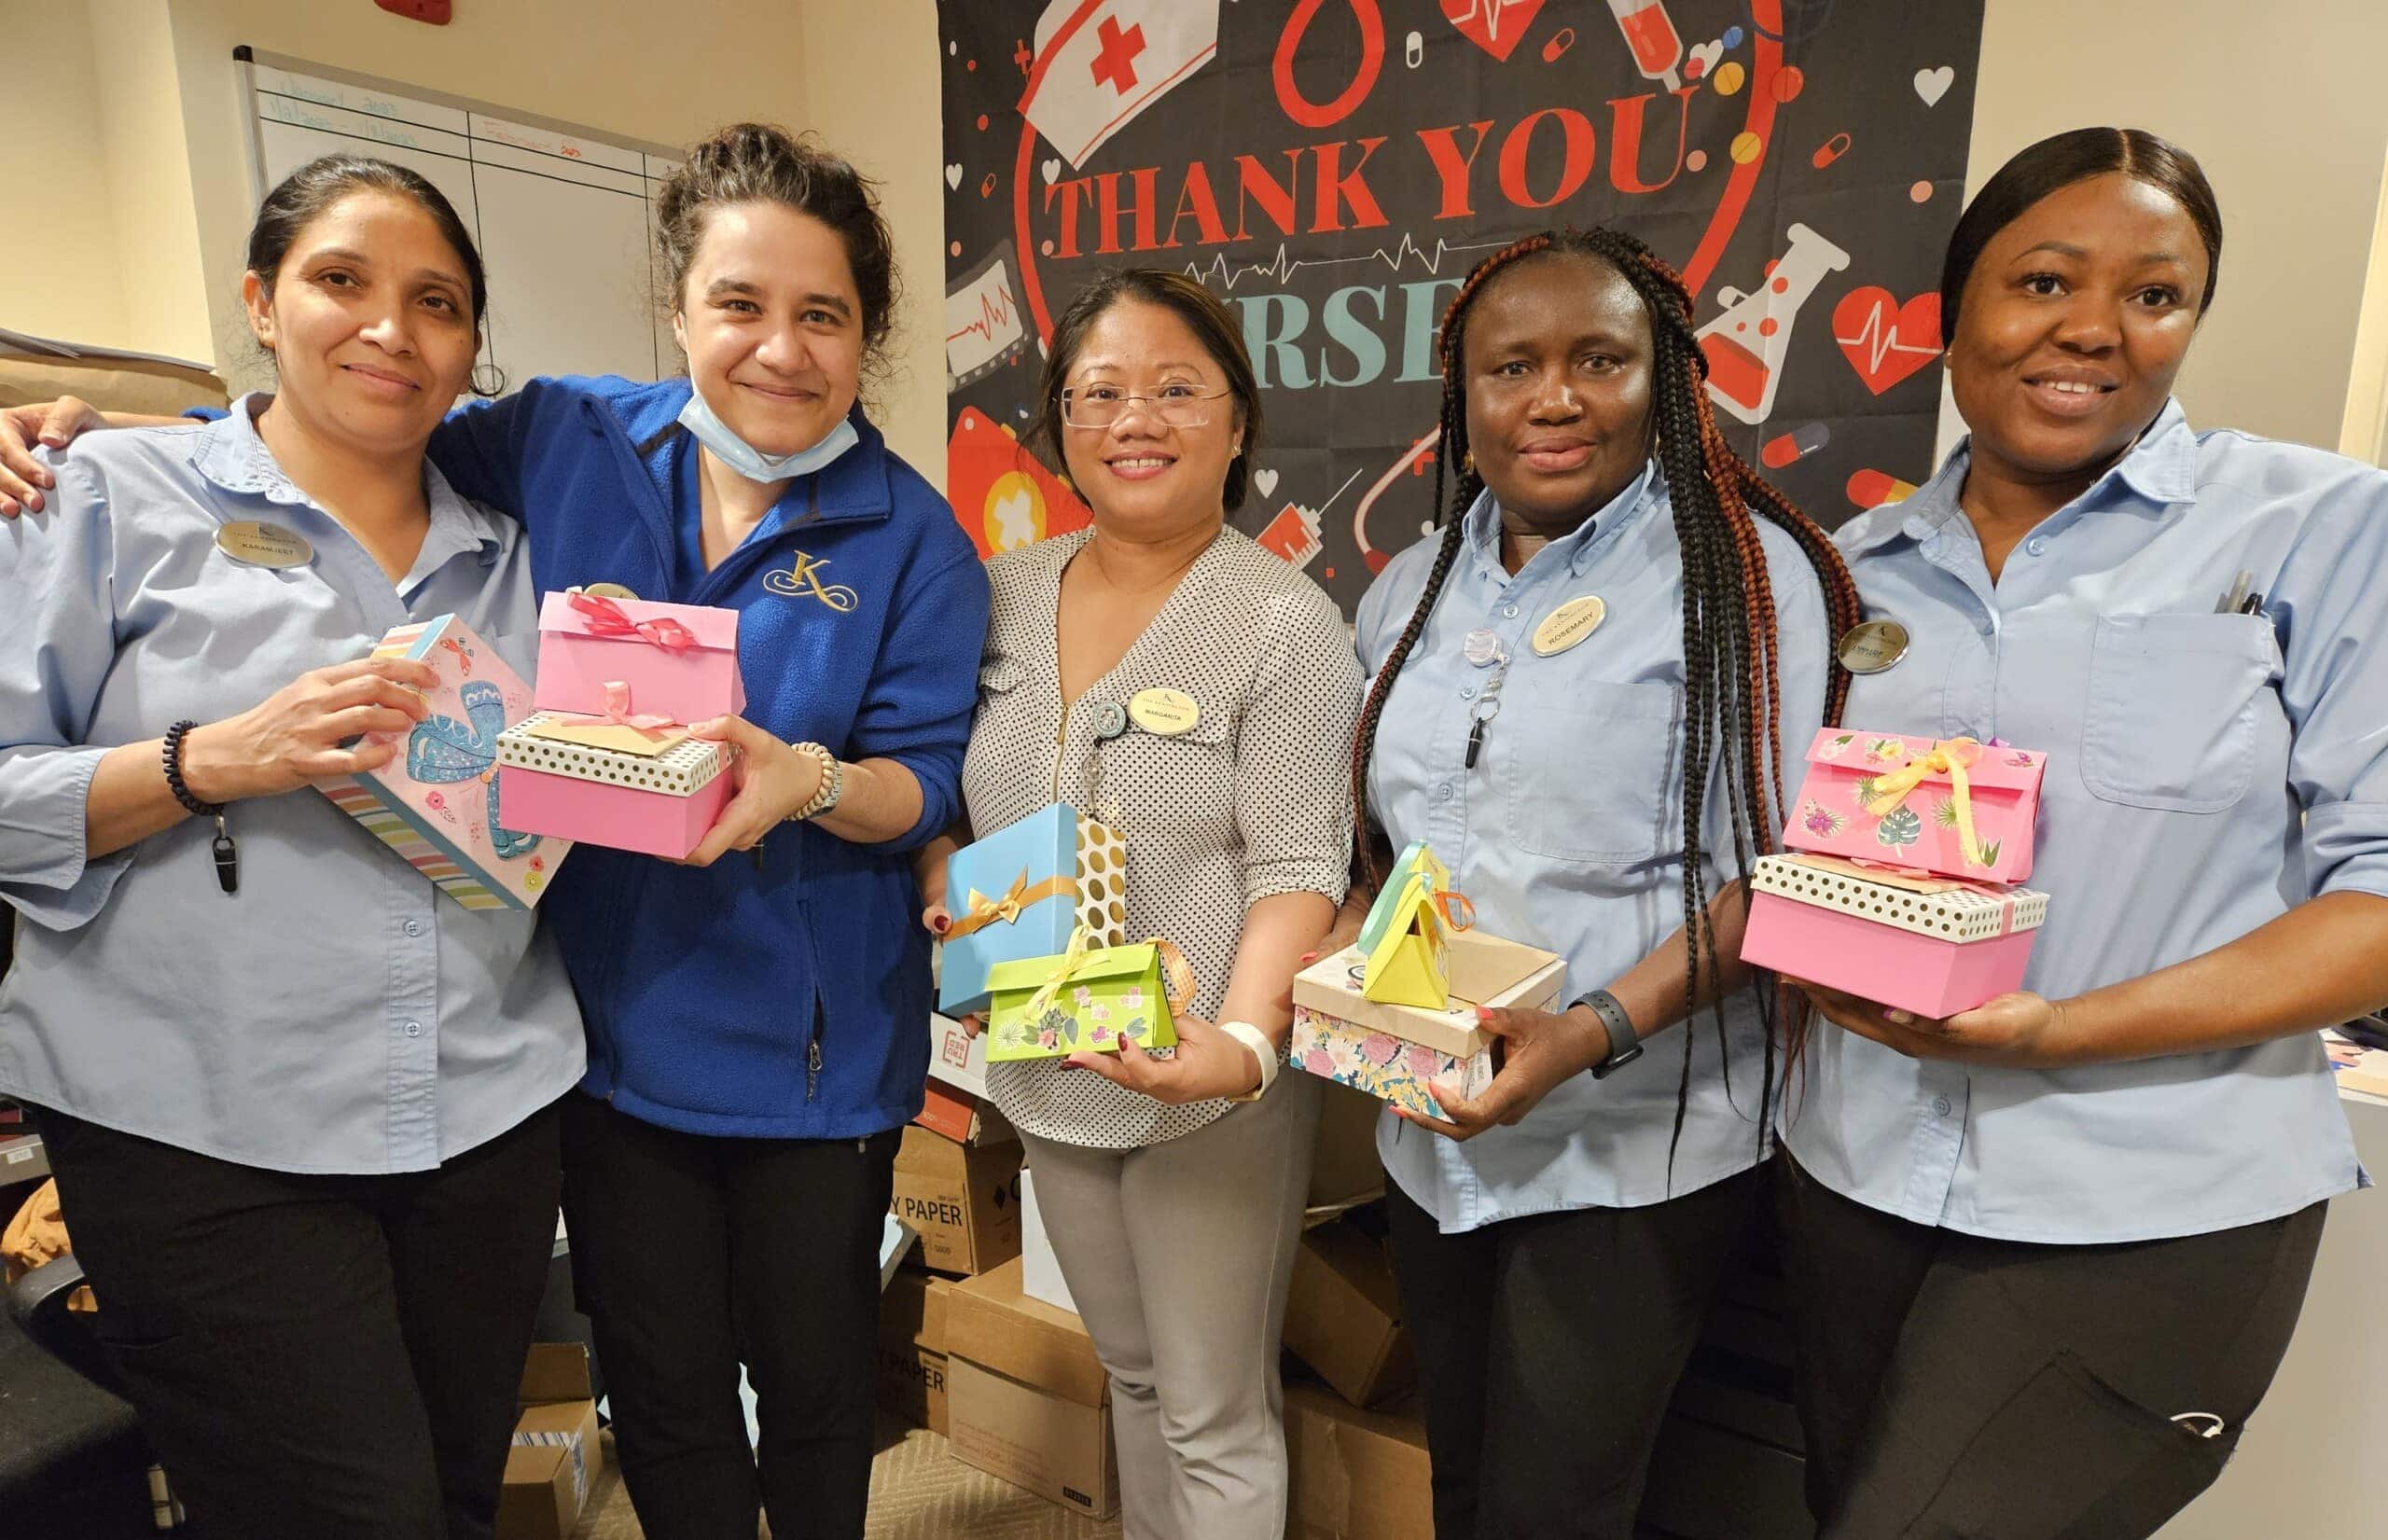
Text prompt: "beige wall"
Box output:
[[1962, 0, 2388, 452], [1, 0, 134, 348]]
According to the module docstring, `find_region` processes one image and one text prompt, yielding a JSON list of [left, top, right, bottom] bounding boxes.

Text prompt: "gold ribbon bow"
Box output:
[[945, 869, 1076, 940], [1022, 925, 1197, 1023], [1862, 737, 1989, 867]]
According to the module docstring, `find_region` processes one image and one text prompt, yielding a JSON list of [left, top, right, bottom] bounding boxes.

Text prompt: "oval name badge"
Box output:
[[1129, 687, 1200, 736], [1531, 595, 1606, 657], [1838, 619, 1911, 675], [214, 520, 313, 569], [582, 581, 641, 601]]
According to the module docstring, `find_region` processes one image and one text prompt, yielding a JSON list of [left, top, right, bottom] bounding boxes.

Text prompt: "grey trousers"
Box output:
[[1018, 1070, 1321, 1540]]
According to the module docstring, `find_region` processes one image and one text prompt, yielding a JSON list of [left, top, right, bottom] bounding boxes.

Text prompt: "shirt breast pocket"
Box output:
[[2080, 613, 2280, 813], [1100, 707, 1234, 832], [1502, 680, 1682, 864]]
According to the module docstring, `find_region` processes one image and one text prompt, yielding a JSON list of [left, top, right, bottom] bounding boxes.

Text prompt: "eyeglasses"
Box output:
[[1060, 384, 1234, 429]]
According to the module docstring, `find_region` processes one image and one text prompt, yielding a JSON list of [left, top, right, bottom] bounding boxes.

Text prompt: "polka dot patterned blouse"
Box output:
[[963, 527, 1362, 1150]]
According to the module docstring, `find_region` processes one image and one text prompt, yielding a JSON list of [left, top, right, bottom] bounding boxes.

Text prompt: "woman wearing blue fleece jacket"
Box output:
[[3, 125, 984, 1539]]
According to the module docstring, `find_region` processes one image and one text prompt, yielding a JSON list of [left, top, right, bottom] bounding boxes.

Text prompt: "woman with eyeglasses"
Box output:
[[916, 270, 1359, 1538]]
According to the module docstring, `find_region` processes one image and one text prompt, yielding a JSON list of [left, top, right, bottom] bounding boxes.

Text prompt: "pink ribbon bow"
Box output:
[[593, 680, 675, 731], [567, 590, 697, 652]]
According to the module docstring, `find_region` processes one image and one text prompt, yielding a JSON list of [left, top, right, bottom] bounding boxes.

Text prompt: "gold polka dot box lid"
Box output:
[[495, 712, 729, 798], [1749, 853, 2048, 943]]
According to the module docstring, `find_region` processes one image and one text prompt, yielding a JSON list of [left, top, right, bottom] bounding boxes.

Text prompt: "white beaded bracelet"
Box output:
[[1217, 1020, 1278, 1103]]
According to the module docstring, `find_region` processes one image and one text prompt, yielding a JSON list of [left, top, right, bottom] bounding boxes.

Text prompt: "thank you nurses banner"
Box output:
[[938, 1, 1985, 613]]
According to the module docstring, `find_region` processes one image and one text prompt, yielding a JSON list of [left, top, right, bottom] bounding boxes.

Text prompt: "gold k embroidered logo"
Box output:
[[763, 548, 859, 612]]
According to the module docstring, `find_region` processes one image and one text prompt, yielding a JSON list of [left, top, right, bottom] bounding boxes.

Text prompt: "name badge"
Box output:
[[215, 520, 312, 569], [582, 581, 641, 601], [1838, 619, 1911, 675], [1129, 687, 1200, 736], [1531, 596, 1607, 657]]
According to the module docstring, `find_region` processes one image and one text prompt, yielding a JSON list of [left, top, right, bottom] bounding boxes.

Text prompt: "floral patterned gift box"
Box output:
[[1784, 729, 2047, 883], [1290, 933, 1566, 1119], [982, 935, 1192, 1062]]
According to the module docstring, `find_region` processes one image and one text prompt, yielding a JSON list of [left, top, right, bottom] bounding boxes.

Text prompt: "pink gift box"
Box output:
[[1784, 730, 2046, 883], [1741, 854, 2049, 1019], [495, 719, 734, 860], [533, 590, 743, 724]]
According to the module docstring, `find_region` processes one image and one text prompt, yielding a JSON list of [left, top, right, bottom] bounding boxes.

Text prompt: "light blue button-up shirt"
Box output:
[[1784, 400, 2381, 1242], [1357, 468, 1831, 1231], [0, 397, 583, 1175]]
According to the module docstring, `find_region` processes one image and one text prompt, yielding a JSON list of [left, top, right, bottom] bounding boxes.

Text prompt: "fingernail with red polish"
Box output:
[[1474, 1006, 1492, 1023]]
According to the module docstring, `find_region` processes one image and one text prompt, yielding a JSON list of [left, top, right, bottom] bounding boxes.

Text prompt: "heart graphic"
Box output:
[[1440, 0, 1546, 63], [1041, 158, 1061, 186], [944, 163, 963, 190], [1688, 39, 1723, 78], [1831, 288, 1943, 395], [1253, 467, 1280, 497], [1913, 66, 1954, 106]]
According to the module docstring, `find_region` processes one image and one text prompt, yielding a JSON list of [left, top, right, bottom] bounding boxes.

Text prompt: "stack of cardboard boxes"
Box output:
[[882, 1014, 1434, 1533]]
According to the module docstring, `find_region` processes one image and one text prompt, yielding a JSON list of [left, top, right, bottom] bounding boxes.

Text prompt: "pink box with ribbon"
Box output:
[[1741, 853, 2050, 1020], [1782, 730, 2047, 883], [493, 590, 744, 860]]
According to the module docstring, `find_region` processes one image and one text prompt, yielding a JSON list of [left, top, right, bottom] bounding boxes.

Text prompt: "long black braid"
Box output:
[[1351, 227, 1863, 1164]]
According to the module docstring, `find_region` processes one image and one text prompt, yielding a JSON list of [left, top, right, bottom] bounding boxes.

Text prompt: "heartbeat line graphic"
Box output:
[[1833, 298, 1937, 372], [946, 285, 1020, 345], [1182, 234, 1516, 290], [1444, 0, 1536, 43]]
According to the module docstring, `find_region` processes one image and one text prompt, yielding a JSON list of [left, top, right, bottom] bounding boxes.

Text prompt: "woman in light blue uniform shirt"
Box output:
[[0, 159, 580, 1539], [1347, 226, 1861, 1538], [1778, 129, 2388, 1538]]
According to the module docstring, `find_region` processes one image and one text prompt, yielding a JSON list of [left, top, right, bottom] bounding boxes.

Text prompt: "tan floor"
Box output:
[[576, 1422, 1124, 1540]]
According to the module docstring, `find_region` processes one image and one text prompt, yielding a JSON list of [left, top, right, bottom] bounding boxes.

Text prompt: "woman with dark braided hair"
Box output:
[[1344, 225, 1858, 1537]]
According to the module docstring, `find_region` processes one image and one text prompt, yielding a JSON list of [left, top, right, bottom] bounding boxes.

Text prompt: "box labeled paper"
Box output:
[[890, 1124, 1022, 1276], [493, 590, 745, 861], [1785, 730, 2046, 883], [938, 803, 1128, 1016], [877, 1269, 953, 1434], [983, 940, 1189, 1062], [945, 1258, 1118, 1520], [1292, 933, 1565, 1118], [320, 615, 566, 911], [1741, 853, 2049, 1019]]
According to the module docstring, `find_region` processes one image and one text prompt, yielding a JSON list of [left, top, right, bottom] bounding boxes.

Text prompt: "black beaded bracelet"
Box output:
[[163, 721, 239, 895]]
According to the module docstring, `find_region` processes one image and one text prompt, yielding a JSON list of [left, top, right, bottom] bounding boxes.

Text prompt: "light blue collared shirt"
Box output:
[[0, 396, 583, 1174], [1357, 467, 1831, 1231], [1784, 400, 2380, 1242]]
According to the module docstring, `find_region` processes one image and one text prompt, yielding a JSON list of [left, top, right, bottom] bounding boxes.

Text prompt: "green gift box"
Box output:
[[984, 938, 1192, 1062]]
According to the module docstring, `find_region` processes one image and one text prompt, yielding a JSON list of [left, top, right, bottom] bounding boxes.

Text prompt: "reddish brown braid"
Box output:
[[1347, 226, 1863, 1165]]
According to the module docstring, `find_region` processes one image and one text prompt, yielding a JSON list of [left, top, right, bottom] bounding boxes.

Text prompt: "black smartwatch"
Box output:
[[1576, 989, 1643, 1078]]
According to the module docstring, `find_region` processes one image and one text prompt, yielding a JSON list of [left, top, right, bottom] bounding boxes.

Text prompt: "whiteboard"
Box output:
[[237, 49, 683, 389]]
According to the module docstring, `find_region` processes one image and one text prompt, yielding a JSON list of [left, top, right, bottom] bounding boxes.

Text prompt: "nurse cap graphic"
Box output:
[[1021, 0, 1221, 169]]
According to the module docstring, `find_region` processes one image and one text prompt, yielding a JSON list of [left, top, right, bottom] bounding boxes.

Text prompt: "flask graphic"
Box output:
[[1695, 223, 1852, 425]]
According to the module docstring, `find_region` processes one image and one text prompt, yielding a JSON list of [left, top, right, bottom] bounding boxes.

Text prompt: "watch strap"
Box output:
[[1577, 989, 1643, 1079]]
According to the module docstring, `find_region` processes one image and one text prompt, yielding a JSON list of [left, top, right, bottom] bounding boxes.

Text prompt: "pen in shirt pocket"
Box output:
[[2214, 569, 2253, 614]]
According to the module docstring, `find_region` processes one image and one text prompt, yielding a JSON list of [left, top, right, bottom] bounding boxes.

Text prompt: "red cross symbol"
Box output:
[[1089, 14, 1146, 94], [1012, 36, 1033, 76]]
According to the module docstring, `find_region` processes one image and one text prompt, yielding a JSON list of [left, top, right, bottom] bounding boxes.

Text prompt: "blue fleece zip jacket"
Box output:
[[425, 375, 989, 1139]]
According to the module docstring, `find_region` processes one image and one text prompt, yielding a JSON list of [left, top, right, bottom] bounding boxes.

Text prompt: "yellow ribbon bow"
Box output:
[[1862, 737, 1990, 867], [1022, 923, 1096, 1021], [945, 869, 1076, 940]]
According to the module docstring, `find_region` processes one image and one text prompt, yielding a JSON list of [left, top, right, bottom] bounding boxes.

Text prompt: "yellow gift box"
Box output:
[[1357, 841, 1475, 1009]]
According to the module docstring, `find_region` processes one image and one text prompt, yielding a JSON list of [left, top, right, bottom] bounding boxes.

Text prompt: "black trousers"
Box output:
[[36, 1102, 562, 1540], [1774, 1153, 2326, 1539], [1384, 1166, 1762, 1540], [558, 1091, 900, 1540]]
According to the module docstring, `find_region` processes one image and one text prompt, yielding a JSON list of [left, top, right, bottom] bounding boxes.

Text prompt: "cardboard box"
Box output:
[[945, 1258, 1117, 1520], [1283, 1218, 1413, 1408], [890, 1123, 1022, 1276], [877, 1268, 953, 1435], [1291, 934, 1566, 1118], [1308, 1078, 1386, 1211], [496, 1344, 603, 1540], [1019, 1167, 1076, 1315], [915, 1077, 1017, 1146], [926, 1011, 990, 1098], [1284, 1381, 1433, 1540]]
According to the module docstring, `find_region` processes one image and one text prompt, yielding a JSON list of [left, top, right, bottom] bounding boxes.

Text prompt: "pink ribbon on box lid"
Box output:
[[566, 590, 697, 652]]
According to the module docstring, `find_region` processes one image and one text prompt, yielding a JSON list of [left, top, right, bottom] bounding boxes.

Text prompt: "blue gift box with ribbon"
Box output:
[[937, 803, 1127, 1016]]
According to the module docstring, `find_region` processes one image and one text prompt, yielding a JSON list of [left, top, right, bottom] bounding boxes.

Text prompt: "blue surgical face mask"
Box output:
[[677, 389, 859, 484]]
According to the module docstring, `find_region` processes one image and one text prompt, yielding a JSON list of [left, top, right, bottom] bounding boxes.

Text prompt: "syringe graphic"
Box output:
[[1694, 223, 1853, 426], [1605, 0, 1684, 91]]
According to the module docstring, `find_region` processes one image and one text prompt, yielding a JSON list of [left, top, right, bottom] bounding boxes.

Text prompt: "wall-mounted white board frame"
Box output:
[[235, 47, 686, 391]]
